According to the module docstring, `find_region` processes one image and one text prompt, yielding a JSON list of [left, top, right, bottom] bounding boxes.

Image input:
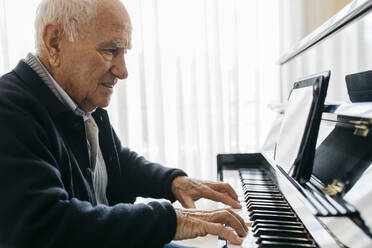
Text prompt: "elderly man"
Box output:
[[0, 0, 247, 247]]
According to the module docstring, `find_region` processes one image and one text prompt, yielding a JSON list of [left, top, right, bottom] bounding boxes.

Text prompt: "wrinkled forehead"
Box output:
[[94, 0, 132, 48]]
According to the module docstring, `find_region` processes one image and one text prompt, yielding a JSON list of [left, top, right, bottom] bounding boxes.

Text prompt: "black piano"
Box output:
[[217, 1, 372, 247]]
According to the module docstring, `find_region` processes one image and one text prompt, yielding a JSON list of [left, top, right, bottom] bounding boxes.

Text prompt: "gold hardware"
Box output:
[[349, 120, 370, 137], [322, 179, 345, 196]]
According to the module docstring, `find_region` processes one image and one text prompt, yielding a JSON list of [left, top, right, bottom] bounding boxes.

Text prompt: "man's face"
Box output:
[[55, 0, 131, 112]]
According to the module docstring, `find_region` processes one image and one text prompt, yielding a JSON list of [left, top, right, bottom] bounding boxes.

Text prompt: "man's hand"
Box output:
[[173, 208, 248, 245], [171, 176, 242, 209]]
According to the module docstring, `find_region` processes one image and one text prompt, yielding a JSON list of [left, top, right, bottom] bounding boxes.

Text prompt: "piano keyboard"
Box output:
[[220, 169, 318, 248]]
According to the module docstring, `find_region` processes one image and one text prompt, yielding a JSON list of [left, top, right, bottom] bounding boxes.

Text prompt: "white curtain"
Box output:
[[0, 0, 280, 180]]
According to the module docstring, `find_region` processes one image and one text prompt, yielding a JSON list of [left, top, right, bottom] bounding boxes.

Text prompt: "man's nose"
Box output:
[[111, 53, 128, 80]]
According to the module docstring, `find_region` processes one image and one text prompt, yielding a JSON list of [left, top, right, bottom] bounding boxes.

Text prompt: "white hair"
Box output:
[[35, 0, 99, 54]]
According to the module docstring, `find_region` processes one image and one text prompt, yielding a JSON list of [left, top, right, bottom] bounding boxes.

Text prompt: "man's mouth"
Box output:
[[100, 82, 114, 88]]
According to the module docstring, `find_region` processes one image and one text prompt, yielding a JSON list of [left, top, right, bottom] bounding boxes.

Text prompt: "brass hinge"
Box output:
[[322, 179, 345, 196], [349, 120, 371, 137]]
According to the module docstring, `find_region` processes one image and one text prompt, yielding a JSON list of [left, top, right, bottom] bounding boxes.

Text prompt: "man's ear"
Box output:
[[42, 22, 62, 67]]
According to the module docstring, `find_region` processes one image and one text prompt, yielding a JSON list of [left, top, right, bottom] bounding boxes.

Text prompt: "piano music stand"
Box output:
[[276, 71, 330, 185]]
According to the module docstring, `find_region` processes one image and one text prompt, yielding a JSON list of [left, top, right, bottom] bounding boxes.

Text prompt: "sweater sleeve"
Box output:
[[0, 89, 177, 248], [112, 129, 188, 202]]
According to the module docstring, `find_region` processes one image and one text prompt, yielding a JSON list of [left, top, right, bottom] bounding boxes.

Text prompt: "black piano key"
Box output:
[[244, 185, 278, 189], [247, 200, 287, 205], [244, 186, 277, 191], [241, 178, 273, 182], [245, 193, 282, 199], [247, 203, 287, 209], [240, 170, 266, 173], [259, 240, 316, 248], [254, 228, 308, 238], [257, 235, 313, 245], [245, 199, 288, 207], [249, 210, 294, 217], [245, 192, 281, 196], [243, 181, 275, 186], [247, 199, 287, 205], [240, 168, 265, 174], [241, 175, 270, 180], [247, 204, 288, 210], [252, 219, 302, 228], [244, 185, 277, 189], [248, 205, 291, 212], [245, 195, 283, 201], [245, 192, 283, 198], [250, 213, 298, 221], [244, 188, 280, 194], [253, 224, 304, 232]]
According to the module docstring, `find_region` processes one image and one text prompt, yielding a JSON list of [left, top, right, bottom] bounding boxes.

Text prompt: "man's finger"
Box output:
[[209, 182, 239, 201], [181, 196, 196, 208], [204, 222, 243, 245], [212, 210, 247, 237], [202, 186, 242, 209], [226, 208, 248, 232]]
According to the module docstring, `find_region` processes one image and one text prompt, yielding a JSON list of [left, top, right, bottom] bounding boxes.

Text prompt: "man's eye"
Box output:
[[104, 49, 116, 54]]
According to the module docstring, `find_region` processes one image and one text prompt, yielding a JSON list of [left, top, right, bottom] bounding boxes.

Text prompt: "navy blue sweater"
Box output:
[[0, 61, 187, 248]]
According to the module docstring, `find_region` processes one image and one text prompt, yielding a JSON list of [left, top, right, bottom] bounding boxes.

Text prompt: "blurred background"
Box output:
[[0, 0, 351, 180]]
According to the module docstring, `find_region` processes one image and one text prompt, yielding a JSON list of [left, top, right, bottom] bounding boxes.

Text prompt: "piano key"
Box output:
[[240, 174, 270, 180], [243, 183, 275, 187], [239, 168, 265, 175], [240, 170, 266, 175], [248, 205, 290, 212], [246, 199, 287, 206], [242, 185, 278, 192], [243, 184, 276, 188], [259, 240, 316, 248], [252, 224, 304, 232], [235, 204, 250, 223], [245, 193, 282, 198], [246, 201, 287, 207], [253, 228, 308, 238], [250, 213, 298, 221], [257, 235, 313, 244], [252, 219, 302, 228], [249, 210, 294, 217], [243, 181, 275, 186], [244, 191, 281, 196], [243, 185, 279, 190], [241, 178, 273, 182], [244, 184, 276, 188], [247, 203, 288, 210], [243, 188, 280, 194], [245, 195, 283, 201]]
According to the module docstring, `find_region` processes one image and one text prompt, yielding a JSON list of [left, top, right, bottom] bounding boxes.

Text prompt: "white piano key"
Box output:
[[226, 227, 257, 248]]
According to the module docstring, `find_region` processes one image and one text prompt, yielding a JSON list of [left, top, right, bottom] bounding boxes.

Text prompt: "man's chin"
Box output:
[[96, 99, 111, 109]]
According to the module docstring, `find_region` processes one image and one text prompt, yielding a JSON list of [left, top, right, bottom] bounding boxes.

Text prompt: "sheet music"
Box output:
[[275, 86, 314, 172]]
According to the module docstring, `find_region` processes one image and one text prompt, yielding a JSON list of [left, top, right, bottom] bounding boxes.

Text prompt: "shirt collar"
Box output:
[[33, 54, 96, 121]]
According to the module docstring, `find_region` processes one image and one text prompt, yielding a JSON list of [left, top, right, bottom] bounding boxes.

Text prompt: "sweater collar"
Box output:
[[13, 60, 77, 119], [13, 60, 107, 122]]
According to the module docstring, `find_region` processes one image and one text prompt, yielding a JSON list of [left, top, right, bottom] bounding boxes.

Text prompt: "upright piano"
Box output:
[[217, 0, 372, 247]]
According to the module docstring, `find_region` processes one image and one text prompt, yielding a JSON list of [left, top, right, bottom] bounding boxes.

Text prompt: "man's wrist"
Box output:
[[165, 170, 187, 202]]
